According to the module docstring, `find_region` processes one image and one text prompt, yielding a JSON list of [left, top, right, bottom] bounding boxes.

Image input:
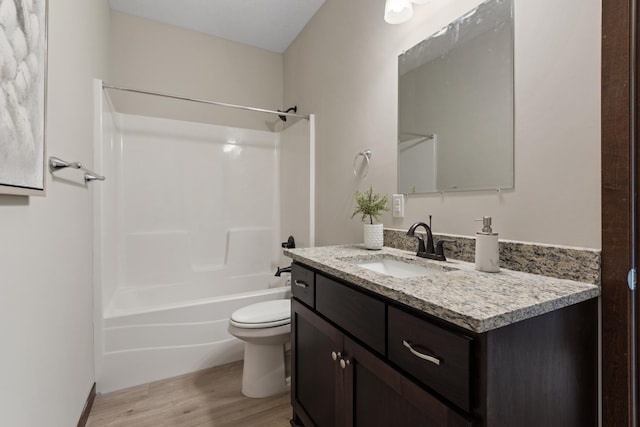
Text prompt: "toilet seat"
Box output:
[[230, 299, 291, 329]]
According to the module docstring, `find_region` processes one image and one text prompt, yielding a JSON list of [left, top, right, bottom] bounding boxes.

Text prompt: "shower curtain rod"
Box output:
[[102, 83, 310, 120]]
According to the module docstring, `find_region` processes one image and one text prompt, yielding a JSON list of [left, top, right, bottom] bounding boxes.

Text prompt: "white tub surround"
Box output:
[[100, 283, 289, 393], [94, 85, 313, 393]]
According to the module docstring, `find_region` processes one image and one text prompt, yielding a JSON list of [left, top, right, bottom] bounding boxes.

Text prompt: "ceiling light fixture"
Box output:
[[384, 0, 432, 24], [384, 0, 413, 24]]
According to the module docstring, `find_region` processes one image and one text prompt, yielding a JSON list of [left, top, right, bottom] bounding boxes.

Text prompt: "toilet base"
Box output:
[[241, 342, 289, 398]]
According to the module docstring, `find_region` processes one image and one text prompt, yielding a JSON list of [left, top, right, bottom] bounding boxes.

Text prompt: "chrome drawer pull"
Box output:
[[294, 280, 309, 288], [402, 340, 441, 366]]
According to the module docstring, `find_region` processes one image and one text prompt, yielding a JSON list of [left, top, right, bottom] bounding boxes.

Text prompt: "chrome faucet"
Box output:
[[406, 220, 453, 261]]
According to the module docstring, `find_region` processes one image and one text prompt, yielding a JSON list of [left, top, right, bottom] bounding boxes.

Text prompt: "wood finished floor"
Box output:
[[86, 361, 292, 427]]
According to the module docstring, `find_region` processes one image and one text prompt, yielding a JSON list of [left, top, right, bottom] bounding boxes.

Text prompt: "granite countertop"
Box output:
[[284, 245, 600, 333]]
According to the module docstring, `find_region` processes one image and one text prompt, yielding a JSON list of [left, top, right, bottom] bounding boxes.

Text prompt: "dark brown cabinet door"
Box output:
[[343, 336, 472, 427], [291, 299, 344, 427]]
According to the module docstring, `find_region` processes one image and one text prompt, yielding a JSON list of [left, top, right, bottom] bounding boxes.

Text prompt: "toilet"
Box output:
[[228, 299, 291, 398]]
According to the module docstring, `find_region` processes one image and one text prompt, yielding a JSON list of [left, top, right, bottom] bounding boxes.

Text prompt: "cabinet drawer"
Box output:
[[388, 306, 472, 412], [316, 275, 385, 355], [291, 263, 315, 308]]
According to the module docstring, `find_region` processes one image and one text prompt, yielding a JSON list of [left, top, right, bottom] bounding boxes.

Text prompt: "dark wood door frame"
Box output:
[[602, 0, 638, 425]]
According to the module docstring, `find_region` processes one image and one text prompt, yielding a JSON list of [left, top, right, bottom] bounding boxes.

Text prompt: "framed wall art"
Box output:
[[0, 0, 48, 196]]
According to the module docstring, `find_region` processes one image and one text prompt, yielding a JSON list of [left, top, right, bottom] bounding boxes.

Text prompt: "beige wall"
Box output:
[[0, 0, 111, 426], [284, 0, 601, 249], [109, 11, 284, 131]]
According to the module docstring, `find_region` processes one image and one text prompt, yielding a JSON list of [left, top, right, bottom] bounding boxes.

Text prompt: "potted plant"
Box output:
[[352, 186, 389, 250]]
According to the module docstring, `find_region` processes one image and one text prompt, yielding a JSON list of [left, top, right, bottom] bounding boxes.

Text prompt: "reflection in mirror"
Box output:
[[397, 0, 514, 194]]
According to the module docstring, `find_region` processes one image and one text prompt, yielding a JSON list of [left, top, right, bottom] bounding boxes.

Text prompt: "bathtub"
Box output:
[[92, 97, 302, 393], [97, 273, 290, 393]]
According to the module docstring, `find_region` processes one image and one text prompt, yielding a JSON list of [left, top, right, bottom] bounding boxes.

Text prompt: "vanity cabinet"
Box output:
[[290, 262, 598, 427], [291, 299, 471, 427]]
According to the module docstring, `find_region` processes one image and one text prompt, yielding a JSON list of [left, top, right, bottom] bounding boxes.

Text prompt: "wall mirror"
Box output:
[[397, 0, 514, 194]]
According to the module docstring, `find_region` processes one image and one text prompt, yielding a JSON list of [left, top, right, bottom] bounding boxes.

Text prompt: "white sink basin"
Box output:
[[353, 257, 451, 279]]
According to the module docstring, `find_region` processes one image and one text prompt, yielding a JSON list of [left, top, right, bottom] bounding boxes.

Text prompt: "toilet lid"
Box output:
[[230, 299, 291, 328]]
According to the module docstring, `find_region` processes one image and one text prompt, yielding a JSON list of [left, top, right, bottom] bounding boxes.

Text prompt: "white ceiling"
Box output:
[[108, 0, 326, 54]]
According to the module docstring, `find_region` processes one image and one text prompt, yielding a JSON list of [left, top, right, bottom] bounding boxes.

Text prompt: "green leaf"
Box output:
[[351, 185, 389, 224]]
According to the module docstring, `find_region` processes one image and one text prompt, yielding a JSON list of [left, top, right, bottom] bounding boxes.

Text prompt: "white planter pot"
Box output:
[[363, 223, 384, 250]]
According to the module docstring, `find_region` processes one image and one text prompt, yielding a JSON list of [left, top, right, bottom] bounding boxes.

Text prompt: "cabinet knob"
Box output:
[[331, 351, 342, 361], [340, 358, 351, 369]]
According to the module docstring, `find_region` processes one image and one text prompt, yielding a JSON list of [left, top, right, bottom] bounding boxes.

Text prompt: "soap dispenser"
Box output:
[[475, 217, 500, 273]]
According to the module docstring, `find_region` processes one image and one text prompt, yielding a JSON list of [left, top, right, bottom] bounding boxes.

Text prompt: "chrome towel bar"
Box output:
[[48, 156, 105, 183]]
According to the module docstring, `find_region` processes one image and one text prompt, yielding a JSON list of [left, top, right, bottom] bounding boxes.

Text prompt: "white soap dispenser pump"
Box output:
[[475, 217, 500, 273]]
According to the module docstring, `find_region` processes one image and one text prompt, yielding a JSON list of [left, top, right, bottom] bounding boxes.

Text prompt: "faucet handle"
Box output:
[[415, 235, 427, 254], [435, 240, 455, 261], [281, 235, 296, 249]]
